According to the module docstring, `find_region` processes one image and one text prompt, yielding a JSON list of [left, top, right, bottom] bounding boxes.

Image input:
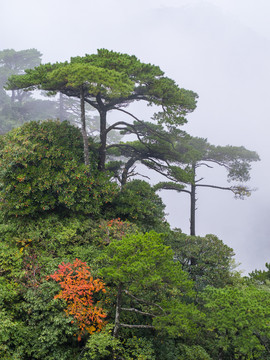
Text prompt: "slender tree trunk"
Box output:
[[190, 163, 196, 236], [59, 92, 64, 122], [98, 109, 107, 171], [113, 283, 123, 338], [190, 183, 196, 236], [80, 87, 90, 167]]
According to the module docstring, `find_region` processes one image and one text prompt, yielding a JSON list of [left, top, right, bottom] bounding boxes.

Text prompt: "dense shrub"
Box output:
[[0, 120, 117, 217], [104, 179, 168, 232]]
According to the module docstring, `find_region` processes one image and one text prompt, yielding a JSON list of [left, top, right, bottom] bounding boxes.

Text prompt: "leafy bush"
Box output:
[[104, 179, 168, 231], [0, 120, 117, 217]]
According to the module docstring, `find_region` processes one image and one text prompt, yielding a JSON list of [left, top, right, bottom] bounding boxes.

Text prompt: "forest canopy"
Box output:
[[0, 48, 265, 360]]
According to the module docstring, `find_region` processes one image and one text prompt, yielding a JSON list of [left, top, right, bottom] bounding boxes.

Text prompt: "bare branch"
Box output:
[[84, 97, 99, 110], [195, 184, 238, 191], [195, 177, 204, 183], [121, 307, 156, 317], [142, 163, 176, 181], [197, 162, 213, 169], [106, 121, 134, 134], [112, 107, 175, 143], [119, 323, 155, 329], [132, 172, 151, 180], [113, 107, 142, 122], [199, 159, 231, 170]]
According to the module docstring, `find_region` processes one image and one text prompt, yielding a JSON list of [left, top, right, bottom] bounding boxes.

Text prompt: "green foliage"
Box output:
[[200, 285, 270, 359], [153, 136, 260, 192], [166, 231, 238, 290], [183, 137, 260, 192], [6, 49, 198, 170], [0, 213, 107, 270], [0, 120, 116, 217], [104, 180, 168, 232], [0, 212, 114, 358], [19, 281, 81, 360], [48, 62, 134, 98], [122, 336, 156, 360], [177, 344, 212, 360], [0, 307, 25, 360], [95, 218, 139, 246], [152, 338, 181, 360], [82, 324, 121, 359], [0, 274, 81, 359], [71, 48, 198, 120], [153, 181, 186, 192], [204, 144, 260, 182], [0, 48, 265, 360], [153, 298, 204, 339], [0, 240, 23, 280], [153, 135, 260, 235], [100, 232, 187, 290], [249, 263, 270, 285], [6, 48, 198, 122], [100, 231, 201, 340], [6, 56, 135, 101], [83, 325, 156, 360], [151, 338, 211, 360], [108, 124, 194, 188]]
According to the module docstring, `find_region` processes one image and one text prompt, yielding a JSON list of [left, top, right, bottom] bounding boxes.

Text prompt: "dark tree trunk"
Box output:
[[80, 87, 90, 167], [190, 163, 196, 236], [98, 109, 107, 171], [190, 183, 196, 236], [113, 283, 123, 338]]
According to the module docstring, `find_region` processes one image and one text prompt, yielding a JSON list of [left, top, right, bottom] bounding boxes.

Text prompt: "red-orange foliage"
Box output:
[[98, 218, 137, 244], [48, 258, 107, 341]]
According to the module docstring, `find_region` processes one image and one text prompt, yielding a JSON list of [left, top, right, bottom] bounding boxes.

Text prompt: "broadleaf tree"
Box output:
[[200, 285, 270, 359], [48, 258, 107, 341], [0, 120, 117, 218]]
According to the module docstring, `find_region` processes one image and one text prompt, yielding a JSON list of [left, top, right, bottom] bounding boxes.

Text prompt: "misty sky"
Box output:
[[1, 0, 270, 273]]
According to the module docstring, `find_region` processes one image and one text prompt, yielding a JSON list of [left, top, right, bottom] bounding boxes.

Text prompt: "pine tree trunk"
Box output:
[[190, 163, 196, 236], [190, 183, 196, 236], [98, 109, 107, 171], [80, 87, 90, 167]]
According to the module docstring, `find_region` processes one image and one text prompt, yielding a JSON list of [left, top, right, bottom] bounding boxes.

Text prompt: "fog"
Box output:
[[2, 0, 270, 273]]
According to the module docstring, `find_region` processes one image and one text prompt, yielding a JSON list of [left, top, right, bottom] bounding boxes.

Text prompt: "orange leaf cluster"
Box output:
[[105, 218, 132, 241], [48, 258, 106, 340]]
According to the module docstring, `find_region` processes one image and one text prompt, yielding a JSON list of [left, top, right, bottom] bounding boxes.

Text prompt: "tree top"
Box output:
[[6, 49, 198, 126]]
